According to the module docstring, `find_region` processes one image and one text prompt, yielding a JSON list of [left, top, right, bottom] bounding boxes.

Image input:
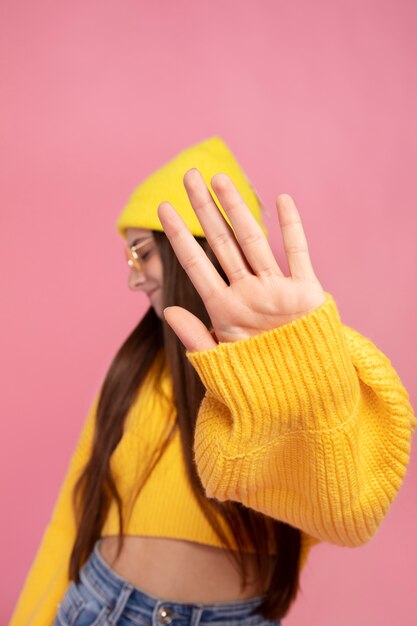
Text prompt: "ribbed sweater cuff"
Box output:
[[186, 292, 360, 450]]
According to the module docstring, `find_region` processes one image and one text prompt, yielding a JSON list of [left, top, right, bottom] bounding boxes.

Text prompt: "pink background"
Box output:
[[1, 1, 416, 624]]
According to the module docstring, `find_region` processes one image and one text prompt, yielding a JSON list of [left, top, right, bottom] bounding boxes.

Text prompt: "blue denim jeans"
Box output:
[[53, 541, 281, 626]]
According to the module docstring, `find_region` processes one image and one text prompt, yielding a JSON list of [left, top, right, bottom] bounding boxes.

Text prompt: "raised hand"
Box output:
[[157, 169, 326, 352]]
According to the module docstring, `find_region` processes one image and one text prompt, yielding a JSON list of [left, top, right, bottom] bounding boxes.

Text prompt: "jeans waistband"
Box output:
[[80, 540, 268, 625]]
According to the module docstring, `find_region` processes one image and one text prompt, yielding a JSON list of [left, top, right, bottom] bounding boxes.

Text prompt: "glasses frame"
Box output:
[[125, 237, 154, 272]]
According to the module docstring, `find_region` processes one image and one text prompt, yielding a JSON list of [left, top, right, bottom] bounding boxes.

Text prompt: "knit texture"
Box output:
[[10, 293, 416, 625], [187, 291, 416, 546]]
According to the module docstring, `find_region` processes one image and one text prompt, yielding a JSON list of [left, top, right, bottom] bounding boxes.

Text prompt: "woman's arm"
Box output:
[[186, 292, 416, 546], [157, 169, 415, 548]]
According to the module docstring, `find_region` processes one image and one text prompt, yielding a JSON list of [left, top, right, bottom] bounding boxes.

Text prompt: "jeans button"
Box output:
[[157, 606, 173, 624]]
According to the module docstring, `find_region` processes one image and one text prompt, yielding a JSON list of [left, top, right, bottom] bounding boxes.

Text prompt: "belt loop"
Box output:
[[107, 582, 134, 623], [190, 606, 203, 626]]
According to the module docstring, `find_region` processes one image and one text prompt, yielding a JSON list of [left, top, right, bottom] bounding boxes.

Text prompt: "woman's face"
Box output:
[[125, 228, 164, 318]]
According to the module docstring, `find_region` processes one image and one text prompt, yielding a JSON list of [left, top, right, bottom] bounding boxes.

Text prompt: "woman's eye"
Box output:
[[141, 250, 152, 261]]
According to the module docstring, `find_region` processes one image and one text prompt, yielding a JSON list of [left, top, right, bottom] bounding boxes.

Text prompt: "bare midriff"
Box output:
[[99, 536, 272, 603]]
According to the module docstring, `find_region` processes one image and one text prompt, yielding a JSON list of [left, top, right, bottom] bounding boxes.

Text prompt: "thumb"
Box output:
[[163, 306, 218, 353]]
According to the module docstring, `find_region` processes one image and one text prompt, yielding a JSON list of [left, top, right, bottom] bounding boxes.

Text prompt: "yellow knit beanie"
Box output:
[[116, 136, 267, 238]]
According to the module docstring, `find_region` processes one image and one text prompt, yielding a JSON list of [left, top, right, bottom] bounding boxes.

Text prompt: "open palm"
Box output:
[[157, 169, 326, 352]]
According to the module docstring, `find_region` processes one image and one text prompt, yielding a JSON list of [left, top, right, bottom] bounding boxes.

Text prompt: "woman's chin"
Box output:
[[147, 288, 163, 318]]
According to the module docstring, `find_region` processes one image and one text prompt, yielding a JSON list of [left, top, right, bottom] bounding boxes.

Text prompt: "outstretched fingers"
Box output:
[[276, 194, 317, 282], [182, 169, 253, 283], [157, 200, 227, 303], [210, 173, 283, 278]]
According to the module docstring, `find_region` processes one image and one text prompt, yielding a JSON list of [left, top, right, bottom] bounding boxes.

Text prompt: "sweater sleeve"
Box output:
[[186, 292, 416, 548], [9, 396, 98, 626]]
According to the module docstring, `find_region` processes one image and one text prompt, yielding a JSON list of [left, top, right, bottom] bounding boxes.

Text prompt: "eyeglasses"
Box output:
[[124, 237, 154, 272]]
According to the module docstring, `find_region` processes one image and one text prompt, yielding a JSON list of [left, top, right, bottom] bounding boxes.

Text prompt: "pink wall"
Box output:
[[1, 1, 416, 624]]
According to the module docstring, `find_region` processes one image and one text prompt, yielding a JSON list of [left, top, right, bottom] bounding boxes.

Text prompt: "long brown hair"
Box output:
[[69, 230, 302, 620]]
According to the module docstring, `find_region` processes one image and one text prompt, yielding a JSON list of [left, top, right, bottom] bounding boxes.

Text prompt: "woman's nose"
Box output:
[[128, 267, 146, 291]]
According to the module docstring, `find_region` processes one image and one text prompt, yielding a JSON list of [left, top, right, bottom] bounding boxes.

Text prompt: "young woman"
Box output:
[[11, 137, 416, 626]]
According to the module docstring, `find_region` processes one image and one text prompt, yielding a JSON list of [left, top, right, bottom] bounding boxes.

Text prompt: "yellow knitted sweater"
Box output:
[[10, 292, 416, 626]]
